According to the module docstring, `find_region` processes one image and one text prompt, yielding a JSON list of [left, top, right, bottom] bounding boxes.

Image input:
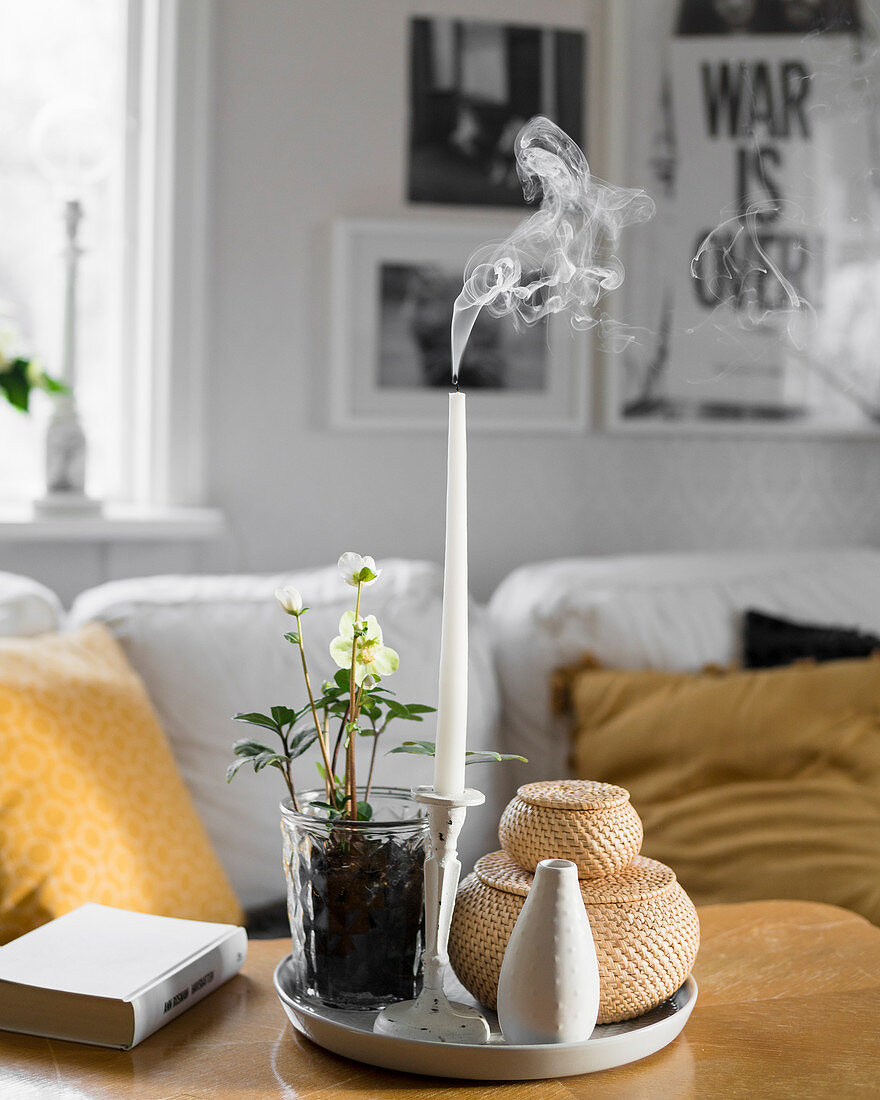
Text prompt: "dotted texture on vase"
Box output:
[[0, 623, 243, 943], [499, 780, 644, 878]]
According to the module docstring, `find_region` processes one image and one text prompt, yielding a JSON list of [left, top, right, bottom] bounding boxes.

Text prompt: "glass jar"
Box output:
[[280, 787, 428, 1010]]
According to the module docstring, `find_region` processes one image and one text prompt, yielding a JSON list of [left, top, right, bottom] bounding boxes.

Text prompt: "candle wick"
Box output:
[[453, 378, 461, 393]]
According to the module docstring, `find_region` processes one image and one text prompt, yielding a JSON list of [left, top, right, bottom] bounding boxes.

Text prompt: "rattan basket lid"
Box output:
[[474, 850, 677, 905], [516, 779, 631, 811]]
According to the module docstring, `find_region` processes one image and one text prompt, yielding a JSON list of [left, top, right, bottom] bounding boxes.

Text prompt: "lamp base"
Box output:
[[33, 493, 102, 518]]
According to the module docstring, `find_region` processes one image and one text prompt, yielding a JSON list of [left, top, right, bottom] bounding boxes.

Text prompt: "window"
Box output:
[[0, 0, 126, 501], [0, 0, 211, 509]]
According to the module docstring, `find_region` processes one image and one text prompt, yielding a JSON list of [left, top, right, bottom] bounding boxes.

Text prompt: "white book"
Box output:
[[0, 903, 248, 1049]]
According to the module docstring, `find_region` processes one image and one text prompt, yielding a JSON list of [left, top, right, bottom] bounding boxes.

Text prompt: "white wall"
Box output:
[[205, 0, 880, 601], [4, 0, 879, 605]]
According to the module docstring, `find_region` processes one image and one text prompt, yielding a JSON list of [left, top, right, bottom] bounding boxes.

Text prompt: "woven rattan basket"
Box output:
[[498, 780, 644, 878], [449, 851, 700, 1024]]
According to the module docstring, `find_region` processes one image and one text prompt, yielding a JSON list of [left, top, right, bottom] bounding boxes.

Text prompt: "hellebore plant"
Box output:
[[228, 552, 524, 821]]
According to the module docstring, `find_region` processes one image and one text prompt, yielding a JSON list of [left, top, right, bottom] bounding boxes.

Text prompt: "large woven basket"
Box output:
[[449, 850, 700, 1024], [498, 780, 643, 878]]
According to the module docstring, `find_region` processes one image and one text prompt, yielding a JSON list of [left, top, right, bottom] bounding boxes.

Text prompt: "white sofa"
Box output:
[[0, 561, 502, 910], [3, 546, 880, 920], [488, 548, 880, 788]]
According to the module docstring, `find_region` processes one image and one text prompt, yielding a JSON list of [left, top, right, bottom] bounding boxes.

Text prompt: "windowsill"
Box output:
[[0, 504, 226, 542]]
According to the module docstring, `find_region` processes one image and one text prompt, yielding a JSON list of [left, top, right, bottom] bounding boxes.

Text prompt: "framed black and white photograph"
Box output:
[[408, 16, 588, 206], [330, 219, 589, 431], [606, 0, 880, 434]]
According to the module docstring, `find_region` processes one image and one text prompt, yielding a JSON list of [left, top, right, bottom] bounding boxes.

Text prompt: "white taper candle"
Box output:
[[433, 391, 468, 798]]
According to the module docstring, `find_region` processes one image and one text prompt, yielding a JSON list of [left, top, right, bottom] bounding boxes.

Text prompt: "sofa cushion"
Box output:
[[743, 608, 880, 667], [488, 549, 880, 785], [0, 572, 62, 637], [69, 561, 502, 907], [0, 624, 243, 943], [556, 654, 880, 924]]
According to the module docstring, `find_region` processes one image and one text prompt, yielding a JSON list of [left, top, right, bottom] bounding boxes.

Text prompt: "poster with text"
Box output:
[[614, 0, 880, 431]]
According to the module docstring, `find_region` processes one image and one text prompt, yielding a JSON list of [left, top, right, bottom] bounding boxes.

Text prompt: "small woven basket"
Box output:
[[449, 851, 700, 1024], [498, 780, 644, 878]]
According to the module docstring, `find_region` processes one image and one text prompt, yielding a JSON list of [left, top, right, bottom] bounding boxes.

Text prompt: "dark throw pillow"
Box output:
[[743, 608, 880, 669]]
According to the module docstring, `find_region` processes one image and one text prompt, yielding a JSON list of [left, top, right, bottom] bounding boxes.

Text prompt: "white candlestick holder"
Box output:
[[373, 785, 490, 1044]]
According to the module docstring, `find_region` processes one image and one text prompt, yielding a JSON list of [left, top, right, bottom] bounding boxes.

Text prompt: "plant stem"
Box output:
[[279, 729, 301, 812], [346, 582, 363, 815], [364, 718, 383, 804], [331, 712, 346, 777], [294, 616, 333, 803]]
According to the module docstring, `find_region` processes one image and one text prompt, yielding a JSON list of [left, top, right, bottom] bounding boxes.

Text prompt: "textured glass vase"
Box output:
[[281, 788, 428, 1010]]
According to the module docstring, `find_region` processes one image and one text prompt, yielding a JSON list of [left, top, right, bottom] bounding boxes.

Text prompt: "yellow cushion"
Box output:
[[556, 654, 880, 924], [0, 623, 243, 942]]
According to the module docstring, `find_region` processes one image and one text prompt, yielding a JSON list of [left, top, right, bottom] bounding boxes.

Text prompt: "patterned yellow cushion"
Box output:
[[0, 623, 243, 943]]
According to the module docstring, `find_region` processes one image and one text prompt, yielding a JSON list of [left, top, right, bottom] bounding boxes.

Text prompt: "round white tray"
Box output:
[[274, 956, 697, 1080]]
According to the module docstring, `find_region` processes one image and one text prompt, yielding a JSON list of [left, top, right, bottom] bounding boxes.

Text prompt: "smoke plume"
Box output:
[[451, 116, 655, 381], [690, 200, 816, 349]]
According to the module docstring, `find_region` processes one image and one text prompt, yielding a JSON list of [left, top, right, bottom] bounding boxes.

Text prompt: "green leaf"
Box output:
[[465, 751, 529, 765], [311, 791, 354, 818], [226, 743, 293, 780], [315, 761, 343, 786], [309, 801, 336, 814], [386, 741, 528, 765], [288, 728, 319, 757], [253, 751, 287, 772], [384, 699, 413, 720], [38, 373, 68, 395], [356, 800, 373, 820], [0, 367, 30, 411], [271, 705, 299, 728], [388, 740, 436, 757], [334, 668, 351, 691], [232, 737, 275, 757], [283, 631, 301, 645], [403, 703, 436, 714], [232, 711, 280, 733], [225, 759, 249, 782]]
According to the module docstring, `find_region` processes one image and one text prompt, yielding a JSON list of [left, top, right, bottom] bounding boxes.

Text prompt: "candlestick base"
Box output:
[[373, 785, 490, 1044], [373, 986, 491, 1043]]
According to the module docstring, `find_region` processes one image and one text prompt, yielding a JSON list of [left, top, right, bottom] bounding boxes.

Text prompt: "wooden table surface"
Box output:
[[1, 900, 879, 1099]]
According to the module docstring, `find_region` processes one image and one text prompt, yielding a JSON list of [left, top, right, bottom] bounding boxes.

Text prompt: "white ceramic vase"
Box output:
[[496, 858, 600, 1045]]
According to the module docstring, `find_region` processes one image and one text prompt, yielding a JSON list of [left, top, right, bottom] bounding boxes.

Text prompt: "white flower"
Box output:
[[330, 612, 399, 685], [337, 552, 380, 588], [25, 358, 45, 386], [274, 585, 304, 615]]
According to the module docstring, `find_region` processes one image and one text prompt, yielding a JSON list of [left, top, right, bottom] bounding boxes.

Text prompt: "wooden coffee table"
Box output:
[[1, 899, 878, 1099]]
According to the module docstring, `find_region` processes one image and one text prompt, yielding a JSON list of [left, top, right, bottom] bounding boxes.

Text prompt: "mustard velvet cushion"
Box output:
[[0, 623, 243, 943], [556, 654, 880, 924]]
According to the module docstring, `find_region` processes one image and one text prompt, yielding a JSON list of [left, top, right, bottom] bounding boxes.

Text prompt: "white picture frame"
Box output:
[[604, 0, 880, 437], [330, 218, 590, 432]]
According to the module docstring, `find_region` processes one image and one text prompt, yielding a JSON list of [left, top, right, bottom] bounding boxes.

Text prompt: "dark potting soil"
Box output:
[[294, 827, 426, 1008]]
